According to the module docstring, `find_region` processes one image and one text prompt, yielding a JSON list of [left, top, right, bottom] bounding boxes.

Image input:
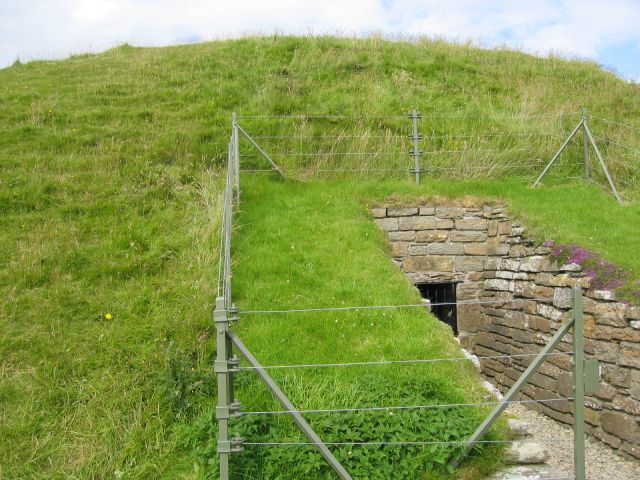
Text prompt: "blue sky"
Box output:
[[1, 0, 639, 81]]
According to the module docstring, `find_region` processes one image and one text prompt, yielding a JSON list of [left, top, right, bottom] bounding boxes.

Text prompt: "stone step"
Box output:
[[487, 465, 567, 480], [505, 441, 551, 464]]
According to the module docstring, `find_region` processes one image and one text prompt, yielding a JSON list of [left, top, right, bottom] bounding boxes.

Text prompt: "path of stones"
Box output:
[[495, 403, 639, 480]]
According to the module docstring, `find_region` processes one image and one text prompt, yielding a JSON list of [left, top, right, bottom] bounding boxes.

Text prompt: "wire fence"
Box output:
[[242, 438, 573, 446], [237, 297, 554, 315], [241, 396, 575, 416], [236, 351, 573, 371], [233, 109, 638, 201], [212, 109, 635, 479]]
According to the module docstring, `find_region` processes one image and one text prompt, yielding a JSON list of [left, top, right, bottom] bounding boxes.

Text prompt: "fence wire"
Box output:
[[242, 438, 574, 446], [242, 396, 575, 416], [237, 351, 572, 371], [237, 111, 580, 120], [238, 297, 554, 315], [215, 110, 637, 479]]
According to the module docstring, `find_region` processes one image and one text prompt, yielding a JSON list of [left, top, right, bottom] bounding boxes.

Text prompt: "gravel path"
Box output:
[[505, 403, 639, 480]]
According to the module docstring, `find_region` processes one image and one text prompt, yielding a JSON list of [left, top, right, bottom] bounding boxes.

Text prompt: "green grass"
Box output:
[[218, 173, 640, 478], [1, 35, 639, 479], [226, 175, 503, 479], [0, 168, 222, 478]]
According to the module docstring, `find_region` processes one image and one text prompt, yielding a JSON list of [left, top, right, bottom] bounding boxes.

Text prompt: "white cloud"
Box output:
[[1, 0, 639, 78]]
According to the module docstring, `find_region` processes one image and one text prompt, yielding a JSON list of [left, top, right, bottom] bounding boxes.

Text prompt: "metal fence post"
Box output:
[[232, 112, 240, 204], [408, 110, 422, 185], [583, 123, 623, 204], [582, 109, 590, 180], [214, 297, 231, 480], [572, 286, 585, 480]]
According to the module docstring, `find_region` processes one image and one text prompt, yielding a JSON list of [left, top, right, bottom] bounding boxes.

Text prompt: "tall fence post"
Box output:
[[232, 112, 240, 204], [409, 110, 422, 185], [582, 109, 590, 180], [573, 286, 586, 480], [214, 297, 231, 480]]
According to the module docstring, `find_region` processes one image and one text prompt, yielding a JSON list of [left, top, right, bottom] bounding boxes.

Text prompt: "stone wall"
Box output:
[[372, 203, 640, 460]]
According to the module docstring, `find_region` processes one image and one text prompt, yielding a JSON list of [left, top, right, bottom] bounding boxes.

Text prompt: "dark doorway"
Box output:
[[417, 282, 458, 334]]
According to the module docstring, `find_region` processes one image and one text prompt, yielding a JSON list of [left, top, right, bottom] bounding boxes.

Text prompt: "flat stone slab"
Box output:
[[505, 441, 550, 464], [486, 465, 566, 480], [507, 419, 533, 437]]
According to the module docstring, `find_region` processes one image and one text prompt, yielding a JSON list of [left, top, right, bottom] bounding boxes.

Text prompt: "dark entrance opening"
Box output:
[[417, 282, 458, 334]]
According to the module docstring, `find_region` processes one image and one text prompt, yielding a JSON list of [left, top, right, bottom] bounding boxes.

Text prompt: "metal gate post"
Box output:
[[572, 286, 586, 480], [409, 110, 422, 185], [214, 297, 231, 480], [582, 109, 590, 180]]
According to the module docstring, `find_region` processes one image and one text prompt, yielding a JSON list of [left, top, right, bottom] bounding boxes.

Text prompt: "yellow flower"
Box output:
[[105, 312, 113, 320]]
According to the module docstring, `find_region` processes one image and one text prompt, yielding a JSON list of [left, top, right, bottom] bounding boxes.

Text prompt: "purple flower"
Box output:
[[567, 245, 594, 265], [543, 240, 554, 248], [547, 241, 638, 304]]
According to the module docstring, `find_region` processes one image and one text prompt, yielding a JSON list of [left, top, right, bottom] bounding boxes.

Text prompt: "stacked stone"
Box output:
[[372, 205, 512, 281], [481, 246, 640, 460], [373, 203, 640, 460]]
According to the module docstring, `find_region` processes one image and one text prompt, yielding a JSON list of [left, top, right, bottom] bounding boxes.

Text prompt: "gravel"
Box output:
[[505, 403, 639, 480]]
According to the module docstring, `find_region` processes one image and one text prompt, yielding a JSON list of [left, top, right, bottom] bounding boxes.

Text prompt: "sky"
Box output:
[[1, 0, 640, 81]]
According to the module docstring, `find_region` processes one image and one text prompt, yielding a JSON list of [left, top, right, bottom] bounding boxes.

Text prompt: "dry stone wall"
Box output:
[[372, 203, 640, 460]]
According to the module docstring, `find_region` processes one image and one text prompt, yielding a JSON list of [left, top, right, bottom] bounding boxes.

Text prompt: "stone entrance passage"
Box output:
[[372, 201, 640, 461], [417, 282, 458, 334]]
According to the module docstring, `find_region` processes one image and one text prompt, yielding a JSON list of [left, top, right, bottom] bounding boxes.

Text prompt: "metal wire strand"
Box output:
[[241, 165, 547, 173], [241, 397, 575, 416], [247, 131, 568, 140], [236, 352, 572, 371], [236, 111, 580, 120], [423, 163, 546, 172], [423, 148, 530, 154], [237, 114, 408, 119], [241, 168, 409, 173], [238, 297, 553, 315], [251, 134, 408, 139], [268, 151, 401, 157], [590, 115, 640, 133], [608, 157, 640, 170], [418, 111, 580, 120], [241, 438, 574, 447], [591, 135, 640, 154], [258, 147, 532, 157]]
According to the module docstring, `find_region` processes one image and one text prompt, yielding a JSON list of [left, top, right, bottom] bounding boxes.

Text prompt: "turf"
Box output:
[[1, 35, 639, 479], [223, 173, 640, 479], [228, 175, 501, 479]]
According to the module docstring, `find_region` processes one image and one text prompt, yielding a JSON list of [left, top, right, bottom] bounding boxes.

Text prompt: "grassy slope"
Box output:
[[229, 174, 640, 479], [231, 176, 499, 480], [0, 36, 639, 479]]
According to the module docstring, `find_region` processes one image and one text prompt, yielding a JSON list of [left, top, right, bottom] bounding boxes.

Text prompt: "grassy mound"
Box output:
[[1, 35, 639, 478]]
